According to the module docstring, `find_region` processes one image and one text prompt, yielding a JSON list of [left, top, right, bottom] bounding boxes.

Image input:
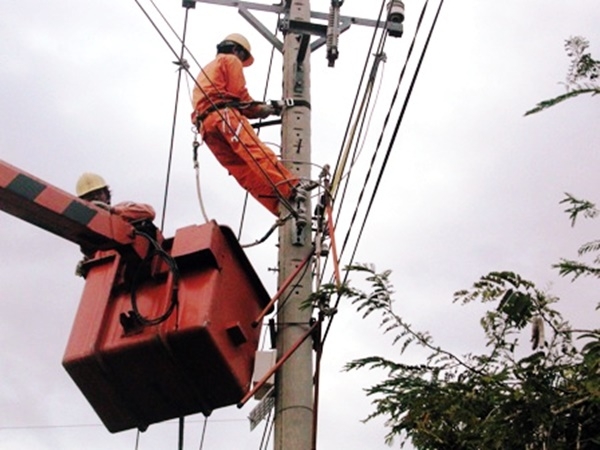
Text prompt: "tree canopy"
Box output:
[[318, 37, 600, 449]]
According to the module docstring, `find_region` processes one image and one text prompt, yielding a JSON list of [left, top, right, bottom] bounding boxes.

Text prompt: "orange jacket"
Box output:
[[79, 201, 156, 259], [192, 54, 262, 121], [112, 201, 156, 223]]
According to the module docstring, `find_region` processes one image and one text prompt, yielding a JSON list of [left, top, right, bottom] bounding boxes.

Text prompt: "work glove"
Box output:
[[269, 100, 284, 116], [91, 200, 113, 213], [256, 103, 276, 119]]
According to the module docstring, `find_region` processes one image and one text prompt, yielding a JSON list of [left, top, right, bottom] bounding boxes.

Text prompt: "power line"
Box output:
[[0, 417, 246, 431], [346, 0, 446, 268], [321, 0, 446, 346]]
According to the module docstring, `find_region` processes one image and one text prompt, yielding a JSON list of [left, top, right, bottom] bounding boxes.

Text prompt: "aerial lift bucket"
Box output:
[[62, 221, 270, 433], [0, 160, 270, 432]]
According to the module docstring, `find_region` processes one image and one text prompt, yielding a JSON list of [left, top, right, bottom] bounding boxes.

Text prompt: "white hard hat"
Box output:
[[221, 33, 254, 67], [76, 172, 108, 197]]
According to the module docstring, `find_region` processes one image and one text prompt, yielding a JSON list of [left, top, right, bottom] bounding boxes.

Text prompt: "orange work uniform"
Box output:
[[192, 53, 296, 216], [111, 201, 156, 223], [78, 201, 156, 261]]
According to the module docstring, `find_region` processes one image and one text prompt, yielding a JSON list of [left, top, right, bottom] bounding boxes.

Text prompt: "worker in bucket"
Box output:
[[191, 33, 302, 216], [75, 172, 156, 275], [76, 172, 156, 224]]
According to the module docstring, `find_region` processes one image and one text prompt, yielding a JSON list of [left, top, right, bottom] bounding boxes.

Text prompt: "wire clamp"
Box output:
[[172, 58, 190, 71]]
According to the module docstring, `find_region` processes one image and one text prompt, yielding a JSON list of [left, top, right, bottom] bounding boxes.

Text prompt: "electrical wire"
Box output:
[[322, 0, 446, 347], [197, 416, 208, 450], [194, 154, 211, 223], [330, 0, 388, 199], [178, 417, 185, 450], [157, 2, 192, 231], [130, 229, 180, 326], [259, 405, 275, 450], [345, 0, 446, 266], [337, 56, 387, 191], [238, 16, 281, 240], [317, 0, 388, 281], [276, 255, 313, 315], [335, 1, 429, 268]]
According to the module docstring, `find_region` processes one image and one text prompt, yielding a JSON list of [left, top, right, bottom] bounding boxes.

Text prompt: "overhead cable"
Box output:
[[322, 0, 446, 346], [159, 4, 192, 231], [335, 0, 431, 270], [346, 0, 446, 269], [330, 0, 388, 199]]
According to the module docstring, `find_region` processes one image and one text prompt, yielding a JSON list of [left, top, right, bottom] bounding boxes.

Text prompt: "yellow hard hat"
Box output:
[[222, 33, 254, 67], [76, 172, 108, 197]]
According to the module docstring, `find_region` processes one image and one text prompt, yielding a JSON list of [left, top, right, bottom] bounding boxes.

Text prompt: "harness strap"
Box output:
[[194, 101, 241, 125]]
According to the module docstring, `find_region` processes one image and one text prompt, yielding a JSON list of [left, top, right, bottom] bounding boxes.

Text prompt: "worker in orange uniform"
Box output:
[[75, 172, 156, 275], [191, 33, 298, 216], [76, 172, 156, 225]]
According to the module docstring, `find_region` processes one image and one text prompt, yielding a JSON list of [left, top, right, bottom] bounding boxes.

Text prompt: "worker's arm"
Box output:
[[223, 55, 274, 119], [112, 201, 156, 222]]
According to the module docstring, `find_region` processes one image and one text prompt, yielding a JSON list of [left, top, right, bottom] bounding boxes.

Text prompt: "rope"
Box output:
[[237, 193, 249, 239], [334, 54, 387, 199], [193, 136, 211, 223]]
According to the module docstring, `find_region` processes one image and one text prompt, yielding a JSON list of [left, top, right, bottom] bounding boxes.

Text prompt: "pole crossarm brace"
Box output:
[[192, 0, 402, 53]]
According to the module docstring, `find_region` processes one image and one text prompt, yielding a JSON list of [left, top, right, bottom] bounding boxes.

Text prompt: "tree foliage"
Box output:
[[323, 38, 600, 449], [525, 36, 599, 116], [335, 263, 600, 449]]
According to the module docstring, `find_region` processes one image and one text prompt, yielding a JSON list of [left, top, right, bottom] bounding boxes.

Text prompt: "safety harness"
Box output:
[[193, 100, 243, 126], [193, 99, 312, 128]]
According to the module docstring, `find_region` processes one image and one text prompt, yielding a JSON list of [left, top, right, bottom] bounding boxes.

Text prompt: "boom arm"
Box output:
[[0, 159, 149, 260]]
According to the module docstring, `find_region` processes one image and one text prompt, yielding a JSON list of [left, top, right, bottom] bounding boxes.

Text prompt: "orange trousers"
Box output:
[[201, 108, 296, 216]]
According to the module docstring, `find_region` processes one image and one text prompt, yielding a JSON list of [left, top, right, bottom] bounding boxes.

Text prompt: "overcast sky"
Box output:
[[1, 1, 600, 449]]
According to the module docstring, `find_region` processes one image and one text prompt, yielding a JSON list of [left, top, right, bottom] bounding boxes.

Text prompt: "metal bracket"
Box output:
[[191, 0, 403, 58], [239, 5, 283, 52], [297, 33, 310, 64], [293, 62, 304, 94]]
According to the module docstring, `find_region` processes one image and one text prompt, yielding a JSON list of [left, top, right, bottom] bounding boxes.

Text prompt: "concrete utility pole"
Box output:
[[191, 2, 403, 448], [276, 0, 314, 448]]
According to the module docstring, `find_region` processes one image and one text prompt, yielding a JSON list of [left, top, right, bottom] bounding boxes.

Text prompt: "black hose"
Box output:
[[130, 230, 180, 327]]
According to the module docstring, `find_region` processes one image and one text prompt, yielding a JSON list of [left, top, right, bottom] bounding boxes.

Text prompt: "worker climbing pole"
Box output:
[[184, 1, 404, 448]]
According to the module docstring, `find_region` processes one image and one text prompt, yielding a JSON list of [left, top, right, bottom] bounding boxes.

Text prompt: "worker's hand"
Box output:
[[91, 200, 113, 213], [256, 103, 276, 119], [266, 100, 284, 116]]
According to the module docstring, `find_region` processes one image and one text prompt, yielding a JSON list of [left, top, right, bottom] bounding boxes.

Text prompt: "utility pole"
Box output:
[[276, 0, 314, 449], [190, 2, 404, 448]]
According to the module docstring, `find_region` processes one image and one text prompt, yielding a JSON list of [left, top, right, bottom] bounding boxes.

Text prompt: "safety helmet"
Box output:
[[219, 33, 254, 67], [76, 172, 108, 197]]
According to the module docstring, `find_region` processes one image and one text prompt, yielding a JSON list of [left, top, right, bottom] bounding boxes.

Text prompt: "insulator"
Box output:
[[326, 3, 341, 67], [387, 0, 405, 24]]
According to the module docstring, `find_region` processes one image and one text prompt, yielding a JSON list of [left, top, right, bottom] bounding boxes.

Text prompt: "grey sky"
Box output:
[[1, 1, 600, 449]]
